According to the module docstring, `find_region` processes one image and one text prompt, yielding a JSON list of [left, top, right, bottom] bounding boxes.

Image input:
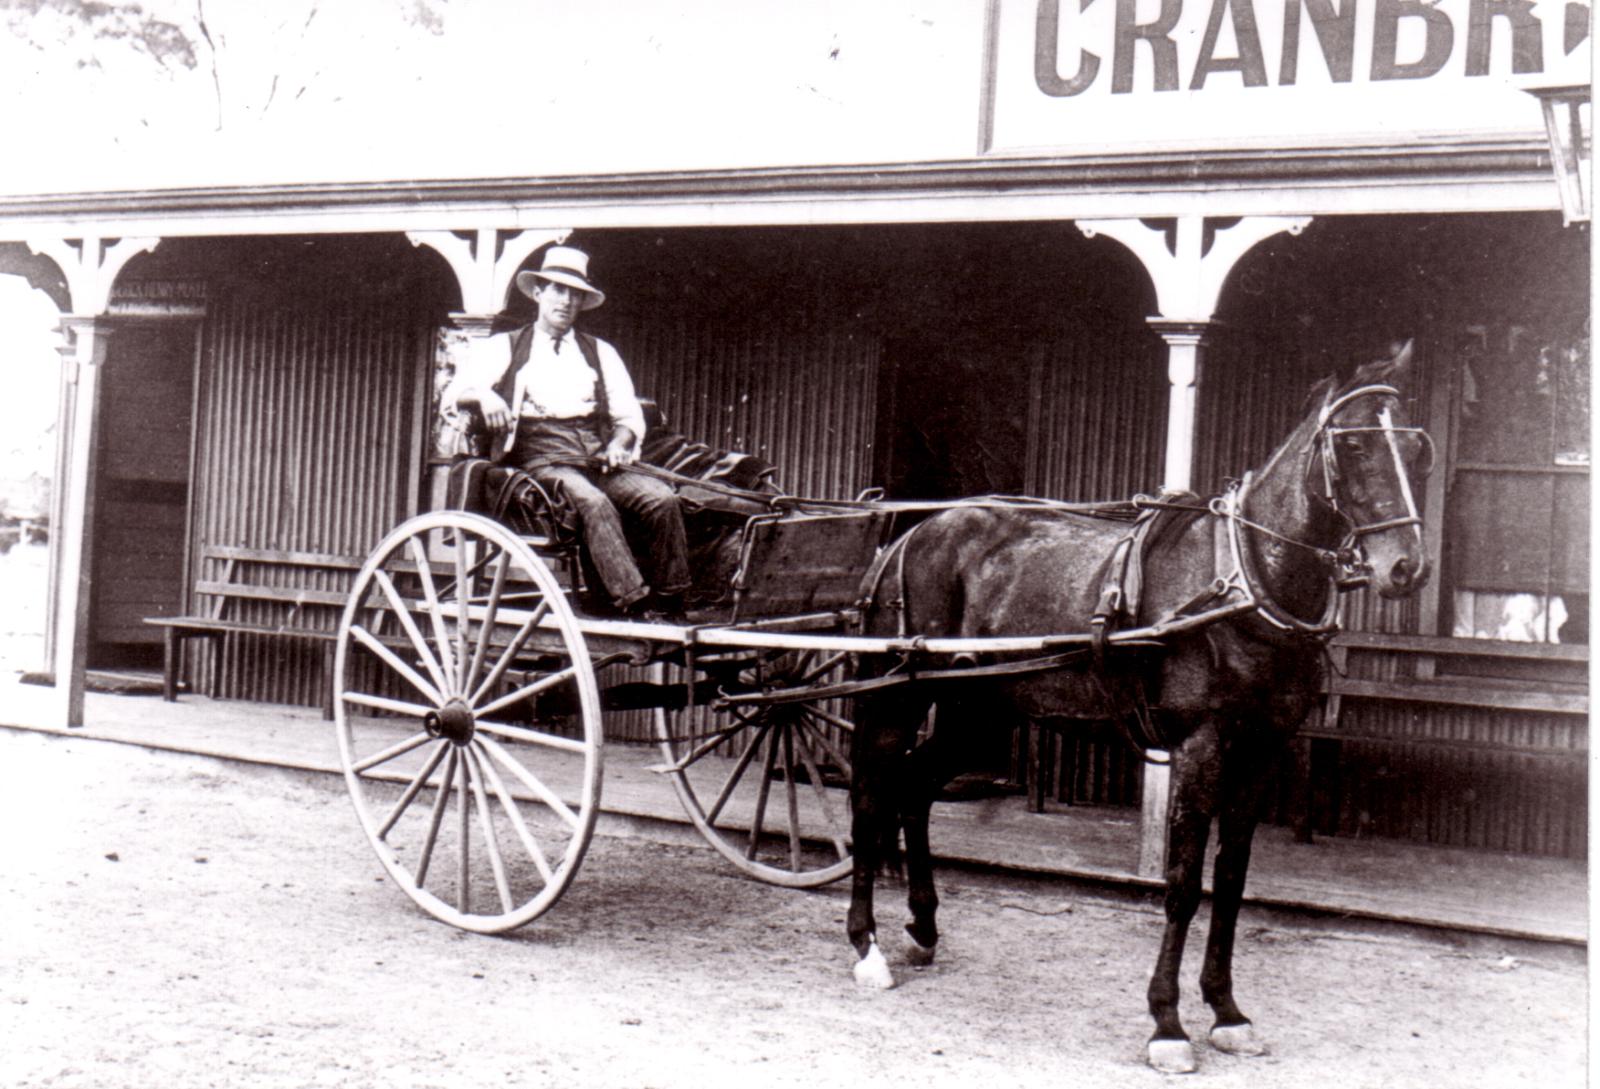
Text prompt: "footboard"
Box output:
[[727, 509, 894, 620]]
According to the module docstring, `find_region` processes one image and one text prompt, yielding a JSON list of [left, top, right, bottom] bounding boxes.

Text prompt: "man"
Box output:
[[446, 245, 690, 619]]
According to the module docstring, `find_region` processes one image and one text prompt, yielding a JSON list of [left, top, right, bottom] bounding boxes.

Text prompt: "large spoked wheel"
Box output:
[[654, 649, 854, 887], [334, 511, 603, 933]]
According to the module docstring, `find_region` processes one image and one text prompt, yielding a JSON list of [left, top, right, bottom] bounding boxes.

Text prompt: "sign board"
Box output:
[[981, 0, 1592, 155], [109, 280, 208, 317]]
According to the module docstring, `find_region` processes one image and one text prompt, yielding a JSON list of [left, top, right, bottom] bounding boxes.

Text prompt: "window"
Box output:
[[1443, 322, 1589, 645]]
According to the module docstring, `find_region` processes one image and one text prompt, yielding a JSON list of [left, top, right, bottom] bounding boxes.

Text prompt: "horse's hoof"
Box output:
[[1147, 1038, 1198, 1074], [1209, 1022, 1266, 1056], [852, 942, 896, 990], [904, 937, 937, 967]]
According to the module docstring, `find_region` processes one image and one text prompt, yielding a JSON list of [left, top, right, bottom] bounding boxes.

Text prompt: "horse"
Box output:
[[844, 343, 1432, 1074]]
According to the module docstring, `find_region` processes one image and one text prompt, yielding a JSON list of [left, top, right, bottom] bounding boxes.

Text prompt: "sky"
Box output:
[[0, 0, 1584, 196], [0, 276, 62, 500], [0, 0, 984, 194]]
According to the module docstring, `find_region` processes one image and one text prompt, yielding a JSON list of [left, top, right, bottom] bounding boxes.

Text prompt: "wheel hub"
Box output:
[[425, 698, 476, 745]]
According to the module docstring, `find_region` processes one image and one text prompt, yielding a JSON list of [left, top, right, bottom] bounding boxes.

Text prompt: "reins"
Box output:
[[857, 384, 1430, 719]]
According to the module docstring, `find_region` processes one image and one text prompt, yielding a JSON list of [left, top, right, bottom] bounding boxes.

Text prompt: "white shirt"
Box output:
[[446, 325, 647, 456]]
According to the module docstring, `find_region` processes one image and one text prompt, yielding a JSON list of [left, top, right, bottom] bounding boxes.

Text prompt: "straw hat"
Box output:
[[514, 246, 605, 310]]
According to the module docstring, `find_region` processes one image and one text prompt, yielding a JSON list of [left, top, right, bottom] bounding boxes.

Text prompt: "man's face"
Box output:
[[534, 281, 585, 333]]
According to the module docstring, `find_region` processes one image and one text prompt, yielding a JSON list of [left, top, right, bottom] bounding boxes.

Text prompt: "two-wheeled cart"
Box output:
[[332, 471, 1205, 933]]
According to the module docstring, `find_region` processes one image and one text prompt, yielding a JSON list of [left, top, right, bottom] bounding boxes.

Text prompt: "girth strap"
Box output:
[[1088, 494, 1205, 760]]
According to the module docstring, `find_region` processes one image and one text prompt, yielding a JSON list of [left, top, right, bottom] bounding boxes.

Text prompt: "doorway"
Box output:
[[89, 321, 198, 670], [875, 329, 1029, 501]]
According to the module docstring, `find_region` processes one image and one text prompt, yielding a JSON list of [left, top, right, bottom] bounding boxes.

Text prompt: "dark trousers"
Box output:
[[533, 463, 691, 607], [511, 417, 690, 607]]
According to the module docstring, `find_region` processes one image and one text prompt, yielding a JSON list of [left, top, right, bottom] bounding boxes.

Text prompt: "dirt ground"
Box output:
[[0, 727, 1586, 1089]]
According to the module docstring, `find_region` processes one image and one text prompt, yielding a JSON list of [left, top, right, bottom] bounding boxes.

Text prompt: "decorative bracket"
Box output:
[[407, 228, 572, 315], [26, 236, 161, 316], [1076, 216, 1311, 322]]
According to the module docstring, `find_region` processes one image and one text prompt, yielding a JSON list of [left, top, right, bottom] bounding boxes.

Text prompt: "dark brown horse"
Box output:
[[845, 345, 1431, 1074]]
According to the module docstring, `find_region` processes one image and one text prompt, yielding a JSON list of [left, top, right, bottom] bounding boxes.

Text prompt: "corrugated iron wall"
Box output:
[[608, 317, 881, 501], [1024, 326, 1167, 501], [186, 292, 431, 706], [582, 314, 882, 743], [1307, 706, 1586, 856]]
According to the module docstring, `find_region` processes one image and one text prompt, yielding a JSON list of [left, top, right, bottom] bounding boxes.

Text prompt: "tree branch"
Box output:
[[194, 0, 223, 130]]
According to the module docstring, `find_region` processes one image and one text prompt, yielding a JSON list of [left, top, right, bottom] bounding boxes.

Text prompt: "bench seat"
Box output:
[[144, 546, 365, 719]]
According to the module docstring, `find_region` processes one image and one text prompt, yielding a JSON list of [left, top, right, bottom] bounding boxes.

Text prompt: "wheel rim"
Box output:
[[334, 511, 603, 932], [655, 649, 853, 887]]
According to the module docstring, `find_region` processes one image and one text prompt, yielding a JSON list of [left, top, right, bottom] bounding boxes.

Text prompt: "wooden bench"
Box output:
[[1290, 630, 1589, 840], [145, 546, 366, 719], [1313, 630, 1588, 727]]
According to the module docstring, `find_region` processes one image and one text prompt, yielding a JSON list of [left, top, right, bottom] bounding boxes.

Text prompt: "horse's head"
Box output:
[[1310, 341, 1433, 599]]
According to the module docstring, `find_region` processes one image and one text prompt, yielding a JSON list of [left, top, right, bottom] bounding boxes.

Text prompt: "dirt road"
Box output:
[[0, 728, 1584, 1088]]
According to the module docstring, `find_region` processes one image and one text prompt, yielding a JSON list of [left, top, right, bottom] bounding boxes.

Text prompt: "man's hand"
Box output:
[[461, 389, 514, 432], [603, 428, 638, 472]]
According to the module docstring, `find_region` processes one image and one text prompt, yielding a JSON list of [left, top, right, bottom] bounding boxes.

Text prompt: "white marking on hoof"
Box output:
[[904, 937, 936, 967], [852, 940, 896, 990], [1147, 1038, 1198, 1074], [1209, 1022, 1266, 1056]]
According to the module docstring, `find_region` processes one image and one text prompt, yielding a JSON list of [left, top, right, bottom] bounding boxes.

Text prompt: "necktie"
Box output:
[[551, 331, 563, 354]]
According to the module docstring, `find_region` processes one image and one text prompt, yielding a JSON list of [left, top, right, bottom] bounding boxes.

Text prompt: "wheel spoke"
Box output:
[[472, 740, 554, 884], [797, 708, 854, 772], [351, 729, 433, 774], [800, 701, 855, 735], [475, 665, 579, 720], [463, 747, 513, 914], [377, 741, 451, 839], [451, 526, 476, 693], [341, 689, 439, 719], [469, 599, 553, 707], [348, 624, 445, 708], [747, 728, 781, 860], [656, 718, 754, 773], [475, 718, 590, 755], [370, 568, 449, 696], [407, 536, 459, 696], [463, 550, 511, 703], [705, 720, 774, 824], [782, 726, 802, 871], [414, 746, 458, 887], [478, 735, 582, 830], [792, 723, 849, 858], [456, 752, 471, 914], [794, 651, 852, 687]]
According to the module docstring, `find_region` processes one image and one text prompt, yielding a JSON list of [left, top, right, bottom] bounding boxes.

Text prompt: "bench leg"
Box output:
[[320, 643, 335, 721], [1288, 735, 1314, 844], [1027, 722, 1046, 814], [162, 629, 180, 702]]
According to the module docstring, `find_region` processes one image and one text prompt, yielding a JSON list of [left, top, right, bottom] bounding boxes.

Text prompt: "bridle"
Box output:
[[1216, 384, 1433, 634], [1311, 384, 1434, 541]]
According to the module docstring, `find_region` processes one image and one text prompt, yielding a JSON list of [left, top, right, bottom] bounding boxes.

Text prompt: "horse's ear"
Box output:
[[1389, 338, 1415, 375], [1348, 338, 1415, 390]]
